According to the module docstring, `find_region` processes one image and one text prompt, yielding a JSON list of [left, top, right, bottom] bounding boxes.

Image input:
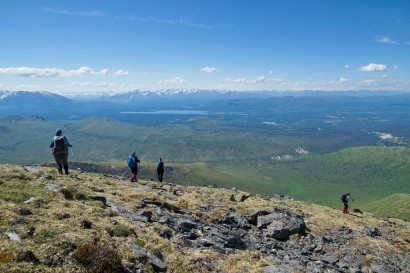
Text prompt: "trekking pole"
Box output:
[[121, 168, 129, 178], [69, 147, 74, 157]]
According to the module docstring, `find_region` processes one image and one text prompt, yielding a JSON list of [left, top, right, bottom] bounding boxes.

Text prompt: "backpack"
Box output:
[[341, 193, 347, 202], [53, 135, 68, 154], [127, 156, 137, 168], [157, 161, 164, 170]]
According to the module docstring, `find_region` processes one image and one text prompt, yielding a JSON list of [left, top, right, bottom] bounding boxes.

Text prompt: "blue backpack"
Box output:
[[127, 156, 136, 168]]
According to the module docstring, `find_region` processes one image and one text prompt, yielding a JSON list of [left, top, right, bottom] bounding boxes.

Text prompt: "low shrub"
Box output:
[[73, 242, 122, 273], [113, 224, 132, 237]]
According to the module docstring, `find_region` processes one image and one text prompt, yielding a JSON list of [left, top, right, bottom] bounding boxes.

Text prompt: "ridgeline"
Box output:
[[0, 164, 409, 273]]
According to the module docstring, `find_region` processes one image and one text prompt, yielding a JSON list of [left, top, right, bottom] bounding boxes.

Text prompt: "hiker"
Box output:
[[156, 157, 165, 182], [50, 129, 72, 175], [127, 151, 140, 182], [341, 192, 351, 214]]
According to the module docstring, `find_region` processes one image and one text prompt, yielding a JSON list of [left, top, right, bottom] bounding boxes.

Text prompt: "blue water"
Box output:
[[120, 110, 208, 115]]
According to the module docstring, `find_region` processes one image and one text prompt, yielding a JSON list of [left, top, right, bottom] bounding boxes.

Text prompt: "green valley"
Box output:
[[1, 116, 408, 221]]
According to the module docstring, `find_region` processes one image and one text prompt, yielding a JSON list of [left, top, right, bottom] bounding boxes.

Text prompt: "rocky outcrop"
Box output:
[[2, 165, 409, 273], [102, 189, 408, 273]]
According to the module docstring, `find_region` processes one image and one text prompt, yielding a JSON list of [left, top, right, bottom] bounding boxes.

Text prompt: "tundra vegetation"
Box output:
[[0, 165, 408, 272]]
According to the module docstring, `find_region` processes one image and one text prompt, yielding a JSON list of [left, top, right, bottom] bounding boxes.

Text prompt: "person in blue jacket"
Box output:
[[127, 151, 140, 182], [50, 129, 72, 175]]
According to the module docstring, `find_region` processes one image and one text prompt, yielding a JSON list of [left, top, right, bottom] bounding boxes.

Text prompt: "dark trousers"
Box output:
[[343, 202, 349, 213], [157, 169, 164, 182], [54, 153, 69, 174], [130, 166, 138, 182]]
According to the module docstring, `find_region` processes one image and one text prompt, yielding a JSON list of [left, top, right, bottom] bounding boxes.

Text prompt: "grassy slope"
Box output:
[[176, 147, 410, 221], [363, 193, 410, 221], [0, 164, 409, 272]]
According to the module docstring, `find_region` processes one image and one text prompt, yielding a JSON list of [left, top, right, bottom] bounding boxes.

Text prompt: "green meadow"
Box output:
[[169, 147, 410, 221]]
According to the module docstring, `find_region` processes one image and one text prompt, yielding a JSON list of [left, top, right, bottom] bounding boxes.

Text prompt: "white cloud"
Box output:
[[344, 65, 350, 69], [114, 69, 129, 76], [338, 77, 350, 83], [158, 77, 186, 84], [71, 82, 114, 87], [99, 69, 109, 75], [404, 41, 410, 45], [393, 65, 400, 70], [375, 36, 397, 44], [256, 76, 266, 83], [121, 15, 212, 29], [269, 71, 273, 74], [0, 66, 108, 77], [361, 79, 377, 84], [381, 75, 391, 78], [232, 78, 247, 83], [360, 63, 387, 72], [44, 7, 104, 17], [200, 67, 219, 73], [232, 75, 267, 84]]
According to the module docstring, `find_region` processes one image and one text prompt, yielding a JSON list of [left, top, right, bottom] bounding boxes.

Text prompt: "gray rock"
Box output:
[[107, 201, 152, 223], [198, 205, 213, 211], [236, 193, 252, 202], [40, 172, 53, 179], [258, 211, 306, 240], [6, 230, 22, 243], [24, 166, 39, 173], [318, 254, 339, 265], [172, 189, 185, 196], [176, 218, 198, 232], [214, 214, 251, 229], [322, 235, 333, 243], [197, 238, 215, 247], [44, 183, 63, 190], [260, 265, 293, 273], [364, 227, 382, 237], [230, 193, 252, 202], [223, 236, 247, 250], [24, 197, 35, 204], [246, 210, 273, 225], [130, 242, 167, 272], [138, 185, 152, 191]]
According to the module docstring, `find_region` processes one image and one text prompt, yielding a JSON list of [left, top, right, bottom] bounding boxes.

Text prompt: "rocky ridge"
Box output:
[[0, 164, 409, 273]]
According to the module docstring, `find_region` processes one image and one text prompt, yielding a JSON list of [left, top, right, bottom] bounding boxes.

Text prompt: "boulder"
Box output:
[[258, 211, 306, 241], [365, 227, 382, 237]]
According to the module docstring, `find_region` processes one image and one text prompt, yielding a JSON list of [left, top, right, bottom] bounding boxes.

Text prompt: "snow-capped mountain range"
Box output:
[[0, 90, 71, 106], [1, 89, 407, 106]]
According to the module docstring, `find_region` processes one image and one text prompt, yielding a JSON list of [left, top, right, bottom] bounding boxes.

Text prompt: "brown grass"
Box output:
[[0, 164, 408, 273]]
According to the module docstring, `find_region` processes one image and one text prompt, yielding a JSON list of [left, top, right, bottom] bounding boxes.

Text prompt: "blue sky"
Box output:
[[0, 0, 409, 94]]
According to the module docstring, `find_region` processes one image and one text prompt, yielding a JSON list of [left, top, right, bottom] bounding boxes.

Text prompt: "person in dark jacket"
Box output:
[[341, 192, 351, 214], [50, 129, 72, 175], [127, 151, 140, 182], [156, 157, 165, 182]]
